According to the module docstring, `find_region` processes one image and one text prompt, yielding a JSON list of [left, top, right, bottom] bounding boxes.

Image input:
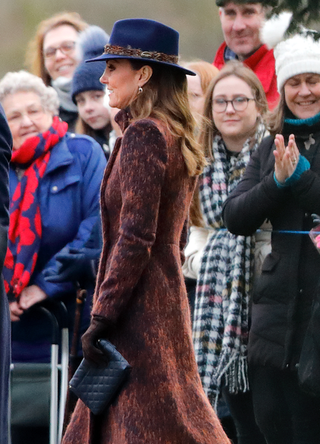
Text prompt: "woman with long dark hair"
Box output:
[[63, 18, 230, 444]]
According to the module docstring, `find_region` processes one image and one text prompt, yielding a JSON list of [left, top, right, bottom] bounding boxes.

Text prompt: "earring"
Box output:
[[138, 86, 143, 94]]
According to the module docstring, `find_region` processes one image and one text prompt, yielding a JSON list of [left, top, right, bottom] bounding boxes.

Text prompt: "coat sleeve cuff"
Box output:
[[273, 155, 310, 188]]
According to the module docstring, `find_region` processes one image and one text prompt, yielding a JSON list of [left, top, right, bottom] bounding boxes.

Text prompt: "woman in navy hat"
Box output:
[[63, 18, 230, 444]]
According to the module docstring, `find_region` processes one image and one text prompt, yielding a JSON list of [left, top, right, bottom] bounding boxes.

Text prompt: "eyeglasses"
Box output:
[[212, 96, 255, 113], [43, 41, 76, 59], [7, 107, 45, 125]]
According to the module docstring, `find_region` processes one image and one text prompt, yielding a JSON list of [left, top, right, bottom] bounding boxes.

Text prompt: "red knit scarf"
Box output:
[[3, 116, 68, 300]]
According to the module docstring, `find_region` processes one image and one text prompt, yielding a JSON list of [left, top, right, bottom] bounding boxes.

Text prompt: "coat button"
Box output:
[[52, 185, 58, 193]]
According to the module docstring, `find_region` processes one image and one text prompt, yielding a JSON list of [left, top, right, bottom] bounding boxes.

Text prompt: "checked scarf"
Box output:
[[193, 126, 265, 407], [3, 116, 68, 300]]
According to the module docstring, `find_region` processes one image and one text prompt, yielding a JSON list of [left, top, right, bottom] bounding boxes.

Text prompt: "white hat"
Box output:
[[261, 12, 320, 91]]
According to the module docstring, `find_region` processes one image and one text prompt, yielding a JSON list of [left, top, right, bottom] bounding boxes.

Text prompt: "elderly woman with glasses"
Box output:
[[0, 70, 106, 443], [0, 65, 106, 418], [187, 60, 269, 444]]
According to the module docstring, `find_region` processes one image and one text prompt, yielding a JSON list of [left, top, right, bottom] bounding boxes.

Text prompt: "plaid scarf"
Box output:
[[3, 116, 68, 300], [193, 126, 265, 407]]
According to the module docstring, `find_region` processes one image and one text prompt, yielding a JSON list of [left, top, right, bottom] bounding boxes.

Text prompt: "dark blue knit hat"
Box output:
[[71, 26, 110, 103], [86, 19, 195, 76]]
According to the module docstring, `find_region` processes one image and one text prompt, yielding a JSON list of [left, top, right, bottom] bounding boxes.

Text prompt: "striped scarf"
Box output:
[[193, 126, 265, 407], [3, 116, 68, 300]]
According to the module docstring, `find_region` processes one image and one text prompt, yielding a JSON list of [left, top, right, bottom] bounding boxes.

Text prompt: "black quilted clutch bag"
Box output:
[[69, 339, 131, 415]]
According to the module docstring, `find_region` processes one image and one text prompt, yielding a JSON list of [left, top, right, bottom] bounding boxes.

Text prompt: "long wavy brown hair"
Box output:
[[129, 60, 206, 177], [25, 12, 88, 86]]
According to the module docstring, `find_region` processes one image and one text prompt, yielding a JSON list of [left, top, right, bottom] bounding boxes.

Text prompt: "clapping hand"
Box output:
[[274, 134, 300, 183]]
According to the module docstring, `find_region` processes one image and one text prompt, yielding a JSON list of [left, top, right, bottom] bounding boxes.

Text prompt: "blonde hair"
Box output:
[[182, 61, 220, 225], [129, 61, 206, 177], [25, 12, 88, 86], [200, 60, 268, 159], [184, 60, 219, 95]]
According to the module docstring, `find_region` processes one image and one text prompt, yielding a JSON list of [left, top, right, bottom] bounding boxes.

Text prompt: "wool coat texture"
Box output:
[[63, 109, 230, 444], [223, 121, 320, 371], [0, 106, 12, 444]]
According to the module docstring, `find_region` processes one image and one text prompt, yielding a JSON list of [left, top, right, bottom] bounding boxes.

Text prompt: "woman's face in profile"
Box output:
[[212, 75, 260, 141], [284, 73, 320, 120], [100, 59, 143, 109], [2, 91, 53, 150]]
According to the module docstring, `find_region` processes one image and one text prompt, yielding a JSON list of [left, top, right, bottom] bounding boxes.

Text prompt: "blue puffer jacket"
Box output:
[[11, 132, 106, 362]]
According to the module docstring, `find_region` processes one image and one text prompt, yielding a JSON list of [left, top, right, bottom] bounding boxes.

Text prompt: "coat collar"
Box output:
[[45, 134, 74, 175], [114, 108, 131, 134]]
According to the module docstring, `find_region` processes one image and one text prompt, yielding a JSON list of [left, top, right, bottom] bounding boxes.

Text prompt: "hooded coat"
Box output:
[[63, 109, 230, 444]]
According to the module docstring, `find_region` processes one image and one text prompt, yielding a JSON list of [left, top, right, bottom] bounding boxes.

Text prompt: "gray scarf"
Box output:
[[51, 77, 78, 113]]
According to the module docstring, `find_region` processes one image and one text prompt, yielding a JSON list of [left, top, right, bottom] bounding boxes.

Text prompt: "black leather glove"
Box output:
[[81, 316, 113, 365]]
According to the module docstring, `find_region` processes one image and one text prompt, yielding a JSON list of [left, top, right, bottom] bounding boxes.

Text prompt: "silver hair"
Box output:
[[0, 70, 59, 115]]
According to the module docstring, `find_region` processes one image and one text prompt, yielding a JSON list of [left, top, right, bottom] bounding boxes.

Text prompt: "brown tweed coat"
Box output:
[[63, 109, 230, 444]]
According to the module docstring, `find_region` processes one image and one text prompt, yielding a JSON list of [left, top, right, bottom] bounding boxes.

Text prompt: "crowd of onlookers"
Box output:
[[0, 1, 320, 443]]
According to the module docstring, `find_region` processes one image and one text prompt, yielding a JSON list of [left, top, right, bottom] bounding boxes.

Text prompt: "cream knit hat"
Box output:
[[261, 12, 320, 91]]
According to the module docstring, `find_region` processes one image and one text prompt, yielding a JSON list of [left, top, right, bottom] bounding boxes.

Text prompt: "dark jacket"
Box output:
[[223, 127, 320, 371], [63, 109, 230, 444], [11, 133, 106, 363], [0, 105, 12, 444]]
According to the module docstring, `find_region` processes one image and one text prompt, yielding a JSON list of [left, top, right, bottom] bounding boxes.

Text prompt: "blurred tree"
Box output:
[[0, 0, 224, 78], [274, 0, 320, 27]]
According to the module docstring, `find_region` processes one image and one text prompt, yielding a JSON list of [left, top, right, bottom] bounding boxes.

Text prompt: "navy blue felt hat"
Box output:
[[86, 18, 195, 76], [72, 26, 109, 103]]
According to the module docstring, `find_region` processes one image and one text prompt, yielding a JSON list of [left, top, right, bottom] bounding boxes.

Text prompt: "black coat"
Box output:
[[223, 127, 320, 371], [0, 105, 12, 443]]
